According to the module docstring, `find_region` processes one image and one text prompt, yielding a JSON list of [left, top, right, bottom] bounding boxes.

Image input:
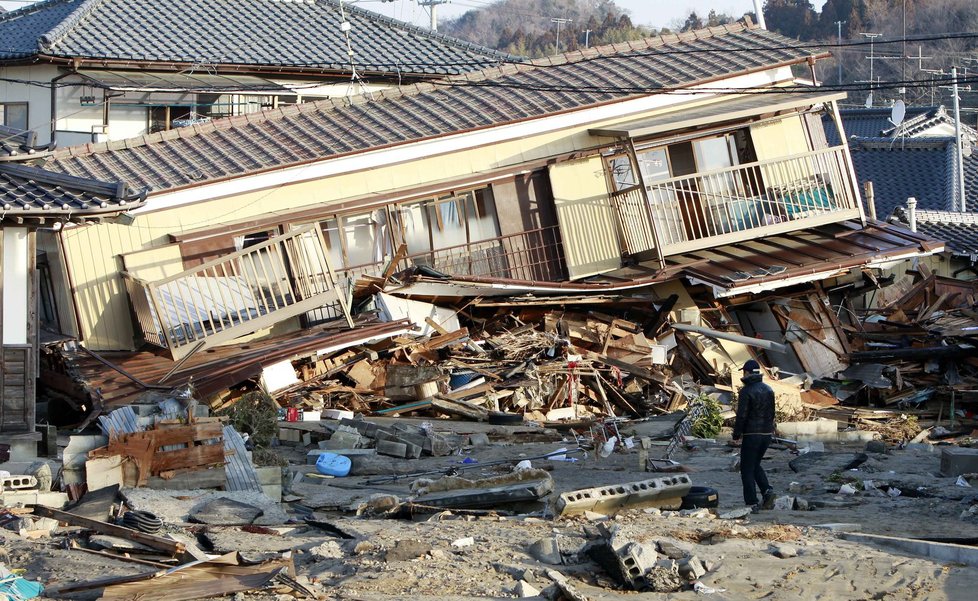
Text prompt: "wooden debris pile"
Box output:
[[270, 306, 698, 426]]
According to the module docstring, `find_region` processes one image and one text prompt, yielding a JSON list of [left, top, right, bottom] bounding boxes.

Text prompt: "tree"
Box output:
[[763, 0, 817, 40]]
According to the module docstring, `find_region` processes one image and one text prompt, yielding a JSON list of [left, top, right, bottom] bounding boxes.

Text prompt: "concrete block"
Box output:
[[777, 419, 839, 442], [841, 532, 978, 568], [328, 431, 362, 448], [837, 430, 878, 443], [0, 490, 68, 508], [306, 448, 375, 464], [323, 409, 355, 421], [941, 447, 978, 477], [302, 432, 312, 446], [254, 466, 282, 486], [468, 433, 491, 447], [556, 475, 692, 516], [377, 440, 408, 458]]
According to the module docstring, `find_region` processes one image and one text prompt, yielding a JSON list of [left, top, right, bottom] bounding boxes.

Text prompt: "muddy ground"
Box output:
[[4, 422, 978, 601]]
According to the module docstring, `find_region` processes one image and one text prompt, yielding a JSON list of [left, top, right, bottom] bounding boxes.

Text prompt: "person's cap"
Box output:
[[743, 359, 761, 374]]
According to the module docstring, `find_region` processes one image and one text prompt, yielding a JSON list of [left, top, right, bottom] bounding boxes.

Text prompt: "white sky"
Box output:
[[0, 1, 828, 31], [359, 0, 828, 30]]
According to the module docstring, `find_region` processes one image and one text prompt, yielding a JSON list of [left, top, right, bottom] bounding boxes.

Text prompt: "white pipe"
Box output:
[[670, 323, 788, 354], [753, 0, 766, 29], [952, 68, 967, 211], [907, 197, 917, 231]]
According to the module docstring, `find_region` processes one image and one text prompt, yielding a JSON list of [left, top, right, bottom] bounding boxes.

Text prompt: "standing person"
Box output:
[[732, 359, 776, 511]]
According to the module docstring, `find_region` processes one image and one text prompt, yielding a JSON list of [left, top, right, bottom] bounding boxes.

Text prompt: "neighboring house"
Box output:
[[827, 106, 978, 219], [0, 162, 144, 443], [0, 0, 513, 146], [25, 21, 940, 374], [889, 207, 978, 279]]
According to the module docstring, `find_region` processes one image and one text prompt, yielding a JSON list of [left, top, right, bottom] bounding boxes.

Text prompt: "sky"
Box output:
[[0, 1, 829, 31], [358, 0, 827, 31]]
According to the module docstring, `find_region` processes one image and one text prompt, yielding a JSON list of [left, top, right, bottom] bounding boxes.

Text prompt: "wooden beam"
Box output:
[[31, 506, 185, 556]]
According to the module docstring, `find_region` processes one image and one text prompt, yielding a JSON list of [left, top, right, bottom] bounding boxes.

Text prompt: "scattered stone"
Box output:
[[718, 507, 752, 520], [789, 452, 868, 474], [788, 481, 807, 494], [430, 549, 448, 559], [584, 510, 609, 521], [645, 561, 684, 592], [515, 580, 540, 597], [385, 539, 432, 562], [451, 537, 474, 548], [657, 541, 687, 560], [794, 497, 810, 511], [866, 440, 887, 454], [679, 508, 713, 519], [468, 433, 491, 447], [27, 462, 52, 492], [351, 540, 374, 555], [772, 544, 798, 559], [309, 540, 344, 560], [703, 559, 721, 573], [678, 555, 707, 580], [528, 536, 562, 565], [643, 507, 662, 516], [189, 497, 264, 525]]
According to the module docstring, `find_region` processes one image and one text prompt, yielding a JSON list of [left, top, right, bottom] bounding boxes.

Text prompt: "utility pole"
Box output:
[[952, 67, 968, 211], [834, 20, 846, 86], [551, 18, 572, 54], [418, 0, 449, 32]]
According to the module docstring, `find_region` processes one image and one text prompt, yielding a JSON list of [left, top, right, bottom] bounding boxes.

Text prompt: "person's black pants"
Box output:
[[740, 434, 772, 505]]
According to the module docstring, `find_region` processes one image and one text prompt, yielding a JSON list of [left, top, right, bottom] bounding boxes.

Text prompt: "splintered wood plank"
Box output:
[[152, 443, 225, 473]]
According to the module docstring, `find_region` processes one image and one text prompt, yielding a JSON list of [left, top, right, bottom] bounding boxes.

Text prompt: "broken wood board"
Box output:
[[49, 552, 292, 600], [31, 506, 184, 557]]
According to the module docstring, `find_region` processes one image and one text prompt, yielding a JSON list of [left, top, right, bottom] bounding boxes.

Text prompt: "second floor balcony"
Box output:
[[610, 145, 863, 259]]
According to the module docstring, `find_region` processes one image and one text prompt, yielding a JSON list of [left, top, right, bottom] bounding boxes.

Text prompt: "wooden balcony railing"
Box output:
[[123, 224, 352, 360], [610, 145, 862, 257]]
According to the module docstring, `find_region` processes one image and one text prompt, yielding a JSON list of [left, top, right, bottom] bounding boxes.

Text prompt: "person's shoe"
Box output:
[[762, 489, 777, 510], [749, 503, 762, 513]]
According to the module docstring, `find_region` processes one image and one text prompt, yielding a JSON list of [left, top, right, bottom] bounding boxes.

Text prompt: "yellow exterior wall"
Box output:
[[549, 157, 622, 279], [62, 118, 620, 349], [750, 114, 810, 161], [61, 86, 825, 350]]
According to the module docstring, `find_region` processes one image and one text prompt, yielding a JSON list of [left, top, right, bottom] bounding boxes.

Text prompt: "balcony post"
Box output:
[[829, 100, 867, 225], [625, 138, 666, 269]]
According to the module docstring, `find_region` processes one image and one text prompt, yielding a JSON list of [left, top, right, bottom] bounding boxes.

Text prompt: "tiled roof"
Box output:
[[0, 0, 513, 75], [891, 209, 978, 257], [41, 23, 823, 195], [0, 162, 145, 220], [827, 106, 978, 145], [848, 138, 978, 219]]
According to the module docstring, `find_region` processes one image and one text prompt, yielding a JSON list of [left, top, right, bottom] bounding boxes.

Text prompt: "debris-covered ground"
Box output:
[[5, 270, 978, 599]]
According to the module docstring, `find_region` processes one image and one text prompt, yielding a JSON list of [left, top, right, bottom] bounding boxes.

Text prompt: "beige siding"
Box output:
[[750, 115, 811, 161], [60, 82, 801, 350], [548, 157, 622, 279]]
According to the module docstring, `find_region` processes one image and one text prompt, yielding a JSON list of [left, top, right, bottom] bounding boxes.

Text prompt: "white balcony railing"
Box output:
[[611, 145, 862, 258], [123, 224, 352, 360]]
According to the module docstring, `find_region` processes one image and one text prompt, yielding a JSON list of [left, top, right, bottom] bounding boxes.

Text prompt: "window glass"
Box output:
[[468, 188, 499, 241], [608, 155, 635, 190], [321, 218, 344, 268], [342, 214, 378, 267], [0, 103, 28, 130], [429, 196, 467, 249]]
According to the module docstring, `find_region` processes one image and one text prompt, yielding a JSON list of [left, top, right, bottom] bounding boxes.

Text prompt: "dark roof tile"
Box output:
[[42, 24, 823, 195], [0, 0, 513, 75]]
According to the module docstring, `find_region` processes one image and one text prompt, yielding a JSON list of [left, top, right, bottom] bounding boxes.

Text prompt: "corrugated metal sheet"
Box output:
[[53, 317, 415, 408], [97, 406, 140, 438], [223, 426, 262, 493]]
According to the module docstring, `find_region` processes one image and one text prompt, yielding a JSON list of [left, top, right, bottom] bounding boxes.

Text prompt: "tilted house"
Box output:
[[0, 162, 144, 450], [0, 0, 512, 146], [31, 22, 940, 379]]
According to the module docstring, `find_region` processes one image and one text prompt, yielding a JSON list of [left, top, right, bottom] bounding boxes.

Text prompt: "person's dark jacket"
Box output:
[[733, 373, 776, 439]]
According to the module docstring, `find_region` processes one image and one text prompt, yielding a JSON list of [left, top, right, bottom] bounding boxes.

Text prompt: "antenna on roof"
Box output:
[[890, 99, 906, 126]]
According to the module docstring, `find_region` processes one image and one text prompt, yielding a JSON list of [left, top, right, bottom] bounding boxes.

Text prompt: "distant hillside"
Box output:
[[439, 0, 652, 58]]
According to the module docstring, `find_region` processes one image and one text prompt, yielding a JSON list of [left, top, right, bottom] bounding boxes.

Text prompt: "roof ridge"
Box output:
[[45, 21, 805, 163], [37, 0, 105, 53], [0, 0, 72, 24]]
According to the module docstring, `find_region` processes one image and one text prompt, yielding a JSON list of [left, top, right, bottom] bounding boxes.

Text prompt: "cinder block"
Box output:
[[328, 431, 362, 448], [556, 475, 692, 516], [941, 447, 978, 477], [377, 440, 408, 458]]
